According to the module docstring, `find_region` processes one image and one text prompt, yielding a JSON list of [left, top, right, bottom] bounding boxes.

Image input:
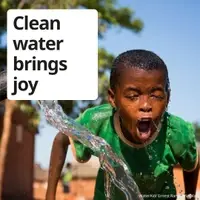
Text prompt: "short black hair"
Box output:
[[110, 49, 170, 91]]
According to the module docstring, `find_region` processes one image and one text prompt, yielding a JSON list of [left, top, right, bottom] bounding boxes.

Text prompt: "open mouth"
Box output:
[[137, 118, 152, 141]]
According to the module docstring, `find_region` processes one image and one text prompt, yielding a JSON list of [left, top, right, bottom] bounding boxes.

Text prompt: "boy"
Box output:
[[45, 50, 199, 200]]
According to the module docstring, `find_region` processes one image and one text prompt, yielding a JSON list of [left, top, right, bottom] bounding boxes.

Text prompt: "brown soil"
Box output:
[[34, 168, 200, 200]]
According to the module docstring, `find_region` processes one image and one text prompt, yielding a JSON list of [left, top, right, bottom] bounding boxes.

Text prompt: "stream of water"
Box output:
[[38, 100, 143, 200]]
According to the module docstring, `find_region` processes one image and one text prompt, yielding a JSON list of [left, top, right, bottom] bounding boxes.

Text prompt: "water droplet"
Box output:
[[140, 172, 142, 176], [149, 155, 152, 160], [157, 161, 160, 164], [186, 194, 193, 199], [165, 186, 170, 190]]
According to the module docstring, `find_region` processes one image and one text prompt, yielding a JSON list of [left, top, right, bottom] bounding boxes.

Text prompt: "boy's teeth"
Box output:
[[139, 118, 151, 121]]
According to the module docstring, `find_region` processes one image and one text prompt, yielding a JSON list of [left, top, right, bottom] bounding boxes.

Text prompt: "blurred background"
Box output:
[[0, 0, 200, 200]]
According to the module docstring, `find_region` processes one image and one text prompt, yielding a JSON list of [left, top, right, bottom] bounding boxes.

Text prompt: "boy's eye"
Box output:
[[150, 94, 164, 100], [125, 94, 139, 100]]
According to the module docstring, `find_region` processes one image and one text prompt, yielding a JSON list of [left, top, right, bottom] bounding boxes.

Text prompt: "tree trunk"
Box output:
[[0, 100, 16, 200]]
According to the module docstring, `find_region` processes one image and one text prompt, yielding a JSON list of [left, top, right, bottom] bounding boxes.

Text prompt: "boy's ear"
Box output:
[[108, 88, 116, 108], [167, 89, 171, 105]]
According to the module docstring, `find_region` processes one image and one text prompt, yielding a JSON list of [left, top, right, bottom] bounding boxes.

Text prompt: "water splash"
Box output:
[[38, 100, 143, 200], [104, 172, 113, 200]]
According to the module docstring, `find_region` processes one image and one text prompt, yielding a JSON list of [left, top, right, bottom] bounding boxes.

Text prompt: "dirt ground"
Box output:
[[34, 168, 200, 200]]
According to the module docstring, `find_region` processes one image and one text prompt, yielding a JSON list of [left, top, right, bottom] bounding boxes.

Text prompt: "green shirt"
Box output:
[[73, 104, 198, 200]]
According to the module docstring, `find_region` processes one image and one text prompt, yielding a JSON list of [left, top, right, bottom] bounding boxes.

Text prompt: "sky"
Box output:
[[35, 0, 200, 169]]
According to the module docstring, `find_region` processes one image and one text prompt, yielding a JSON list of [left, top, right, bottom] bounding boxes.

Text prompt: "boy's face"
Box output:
[[108, 67, 169, 144]]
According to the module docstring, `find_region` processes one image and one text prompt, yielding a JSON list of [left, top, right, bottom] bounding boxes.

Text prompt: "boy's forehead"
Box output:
[[116, 67, 166, 87]]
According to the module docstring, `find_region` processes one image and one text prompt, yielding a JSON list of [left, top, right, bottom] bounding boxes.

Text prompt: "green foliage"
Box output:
[[16, 101, 40, 132], [0, 0, 144, 116]]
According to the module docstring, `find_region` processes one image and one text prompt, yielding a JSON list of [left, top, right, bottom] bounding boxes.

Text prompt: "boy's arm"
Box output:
[[45, 107, 94, 199], [45, 132, 69, 200], [175, 123, 199, 200], [183, 151, 199, 200], [45, 133, 92, 200]]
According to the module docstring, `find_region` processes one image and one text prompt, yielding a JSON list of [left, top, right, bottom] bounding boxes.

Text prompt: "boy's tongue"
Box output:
[[137, 120, 151, 140]]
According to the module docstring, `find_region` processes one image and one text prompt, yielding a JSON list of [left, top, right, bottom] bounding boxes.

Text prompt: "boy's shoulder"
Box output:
[[76, 104, 113, 131], [166, 112, 194, 133], [166, 113, 198, 170], [166, 112, 196, 155]]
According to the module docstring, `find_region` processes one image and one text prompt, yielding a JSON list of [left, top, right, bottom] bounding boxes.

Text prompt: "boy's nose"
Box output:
[[139, 102, 152, 113]]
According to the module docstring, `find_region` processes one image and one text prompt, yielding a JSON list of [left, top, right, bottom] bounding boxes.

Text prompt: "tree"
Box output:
[[0, 0, 144, 116], [0, 100, 16, 200]]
